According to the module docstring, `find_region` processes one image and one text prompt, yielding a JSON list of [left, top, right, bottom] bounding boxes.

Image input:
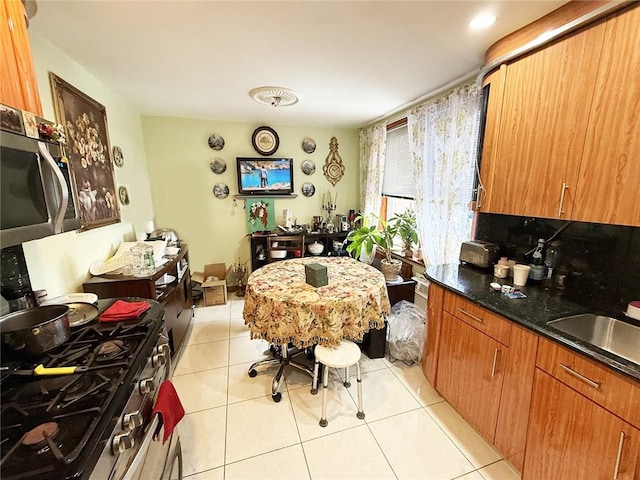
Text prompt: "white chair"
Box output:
[[311, 340, 364, 427]]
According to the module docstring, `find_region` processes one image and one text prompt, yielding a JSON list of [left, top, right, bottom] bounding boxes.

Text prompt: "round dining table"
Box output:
[[243, 256, 391, 402], [243, 256, 391, 349]]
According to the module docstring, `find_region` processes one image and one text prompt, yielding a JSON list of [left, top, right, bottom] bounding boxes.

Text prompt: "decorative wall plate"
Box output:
[[301, 182, 315, 197], [118, 186, 130, 205], [302, 137, 316, 154], [323, 137, 345, 186], [252, 126, 279, 156], [208, 133, 225, 150], [210, 157, 226, 174], [112, 145, 124, 167], [213, 183, 230, 198], [301, 160, 315, 175]]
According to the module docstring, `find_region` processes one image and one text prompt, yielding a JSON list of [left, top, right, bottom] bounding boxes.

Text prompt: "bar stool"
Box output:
[[311, 340, 365, 427]]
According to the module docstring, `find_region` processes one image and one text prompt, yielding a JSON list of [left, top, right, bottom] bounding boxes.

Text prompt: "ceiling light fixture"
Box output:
[[469, 14, 496, 30], [249, 86, 300, 107]]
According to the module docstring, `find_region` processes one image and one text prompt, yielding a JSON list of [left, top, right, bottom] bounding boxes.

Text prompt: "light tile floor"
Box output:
[[173, 298, 521, 480]]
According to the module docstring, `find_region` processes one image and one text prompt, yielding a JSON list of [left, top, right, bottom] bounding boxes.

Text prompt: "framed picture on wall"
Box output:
[[50, 72, 121, 230], [245, 198, 276, 233]]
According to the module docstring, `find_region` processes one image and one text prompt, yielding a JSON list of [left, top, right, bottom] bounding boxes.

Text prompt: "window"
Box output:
[[380, 119, 415, 222]]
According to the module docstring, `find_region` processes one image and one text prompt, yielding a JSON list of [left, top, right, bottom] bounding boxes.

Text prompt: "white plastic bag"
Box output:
[[386, 300, 426, 364]]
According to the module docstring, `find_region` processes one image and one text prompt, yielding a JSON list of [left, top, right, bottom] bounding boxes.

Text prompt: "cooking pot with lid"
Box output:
[[0, 305, 70, 356]]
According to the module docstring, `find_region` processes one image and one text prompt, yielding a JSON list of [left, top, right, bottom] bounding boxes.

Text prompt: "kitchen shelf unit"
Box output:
[[82, 245, 193, 358], [250, 231, 349, 271]]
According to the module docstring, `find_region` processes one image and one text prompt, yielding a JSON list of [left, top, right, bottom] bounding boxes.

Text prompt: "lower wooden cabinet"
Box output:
[[524, 368, 640, 480], [437, 311, 506, 441]]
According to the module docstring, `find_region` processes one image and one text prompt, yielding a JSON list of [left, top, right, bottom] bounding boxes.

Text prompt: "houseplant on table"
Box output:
[[391, 208, 418, 257], [346, 213, 402, 281]]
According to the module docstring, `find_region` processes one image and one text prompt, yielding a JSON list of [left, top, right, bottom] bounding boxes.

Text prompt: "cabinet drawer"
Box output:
[[536, 337, 640, 429], [443, 291, 511, 346]]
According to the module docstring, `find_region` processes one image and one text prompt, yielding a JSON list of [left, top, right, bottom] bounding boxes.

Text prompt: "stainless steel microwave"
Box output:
[[0, 127, 79, 248]]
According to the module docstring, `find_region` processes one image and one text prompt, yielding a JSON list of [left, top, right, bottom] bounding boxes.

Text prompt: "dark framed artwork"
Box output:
[[49, 73, 120, 230]]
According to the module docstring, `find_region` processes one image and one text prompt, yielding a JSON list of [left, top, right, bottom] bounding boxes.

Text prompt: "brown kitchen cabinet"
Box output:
[[524, 368, 640, 480], [477, 4, 640, 226], [478, 20, 605, 219], [436, 311, 507, 442], [424, 288, 538, 472], [83, 245, 193, 358], [572, 6, 640, 226]]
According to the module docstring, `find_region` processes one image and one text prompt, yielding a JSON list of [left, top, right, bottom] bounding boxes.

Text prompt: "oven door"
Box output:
[[122, 415, 182, 480]]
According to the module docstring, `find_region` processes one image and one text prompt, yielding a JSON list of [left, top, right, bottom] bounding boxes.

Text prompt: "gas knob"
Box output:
[[112, 431, 135, 454], [123, 411, 144, 430], [139, 378, 155, 395], [151, 353, 166, 367], [156, 343, 171, 357]]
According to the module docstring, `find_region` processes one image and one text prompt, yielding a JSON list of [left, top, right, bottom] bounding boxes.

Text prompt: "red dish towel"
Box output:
[[152, 380, 185, 443], [100, 299, 150, 322]]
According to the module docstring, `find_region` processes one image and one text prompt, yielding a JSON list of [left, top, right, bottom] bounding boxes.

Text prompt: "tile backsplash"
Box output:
[[474, 213, 640, 315]]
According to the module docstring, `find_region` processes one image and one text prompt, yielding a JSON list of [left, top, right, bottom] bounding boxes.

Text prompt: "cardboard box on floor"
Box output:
[[199, 263, 227, 306]]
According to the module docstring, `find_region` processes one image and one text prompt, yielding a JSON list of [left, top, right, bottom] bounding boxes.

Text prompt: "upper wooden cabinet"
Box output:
[[477, 5, 640, 227], [572, 6, 640, 226], [0, 0, 42, 115]]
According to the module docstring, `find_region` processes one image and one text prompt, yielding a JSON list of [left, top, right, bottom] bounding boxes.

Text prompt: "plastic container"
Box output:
[[131, 243, 155, 277]]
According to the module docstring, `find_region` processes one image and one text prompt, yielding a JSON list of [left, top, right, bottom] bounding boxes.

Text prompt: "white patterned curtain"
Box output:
[[358, 122, 387, 215], [408, 82, 481, 267]]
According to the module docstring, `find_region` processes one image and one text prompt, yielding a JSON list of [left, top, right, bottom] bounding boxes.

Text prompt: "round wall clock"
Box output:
[[252, 126, 279, 156]]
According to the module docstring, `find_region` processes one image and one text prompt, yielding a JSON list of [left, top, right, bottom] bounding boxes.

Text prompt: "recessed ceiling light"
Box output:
[[249, 86, 300, 107], [469, 14, 496, 30]]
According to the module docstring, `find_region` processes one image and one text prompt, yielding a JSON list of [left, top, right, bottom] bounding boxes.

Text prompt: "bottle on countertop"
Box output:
[[544, 242, 560, 279], [529, 238, 546, 281]]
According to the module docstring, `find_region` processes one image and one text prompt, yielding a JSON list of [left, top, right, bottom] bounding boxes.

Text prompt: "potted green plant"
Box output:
[[391, 208, 418, 257], [346, 213, 402, 281]]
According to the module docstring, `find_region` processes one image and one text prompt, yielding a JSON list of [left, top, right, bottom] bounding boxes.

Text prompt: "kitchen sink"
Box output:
[[547, 314, 640, 365]]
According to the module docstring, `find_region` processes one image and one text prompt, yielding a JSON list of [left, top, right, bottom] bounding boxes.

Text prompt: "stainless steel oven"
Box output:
[[0, 298, 182, 480]]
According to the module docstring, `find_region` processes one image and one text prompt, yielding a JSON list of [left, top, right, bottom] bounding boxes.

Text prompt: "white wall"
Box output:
[[22, 32, 155, 297], [141, 116, 359, 271]]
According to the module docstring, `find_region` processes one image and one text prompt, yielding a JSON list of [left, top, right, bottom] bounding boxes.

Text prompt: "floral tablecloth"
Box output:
[[243, 257, 391, 348]]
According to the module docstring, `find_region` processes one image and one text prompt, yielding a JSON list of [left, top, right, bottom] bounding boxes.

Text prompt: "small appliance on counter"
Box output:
[[459, 240, 500, 268]]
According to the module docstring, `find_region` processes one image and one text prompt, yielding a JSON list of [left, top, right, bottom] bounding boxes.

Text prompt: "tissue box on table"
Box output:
[[305, 263, 328, 287]]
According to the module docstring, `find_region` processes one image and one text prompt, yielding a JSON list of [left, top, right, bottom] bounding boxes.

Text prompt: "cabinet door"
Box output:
[[436, 312, 506, 441], [524, 369, 640, 480], [573, 6, 640, 226], [482, 23, 606, 218]]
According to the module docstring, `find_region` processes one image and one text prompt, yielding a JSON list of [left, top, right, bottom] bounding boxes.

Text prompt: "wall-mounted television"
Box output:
[[236, 157, 294, 195]]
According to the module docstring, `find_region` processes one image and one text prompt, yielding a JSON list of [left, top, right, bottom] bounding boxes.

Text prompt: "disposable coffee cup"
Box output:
[[513, 264, 531, 287]]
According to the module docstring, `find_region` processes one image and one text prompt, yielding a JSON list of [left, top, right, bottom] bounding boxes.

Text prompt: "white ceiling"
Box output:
[[30, 1, 566, 129]]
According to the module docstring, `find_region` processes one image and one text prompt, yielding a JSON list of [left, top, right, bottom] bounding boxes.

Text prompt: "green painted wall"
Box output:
[[141, 117, 359, 272]]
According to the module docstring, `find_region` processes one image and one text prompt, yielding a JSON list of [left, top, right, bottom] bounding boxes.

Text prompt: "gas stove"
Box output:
[[0, 298, 171, 480]]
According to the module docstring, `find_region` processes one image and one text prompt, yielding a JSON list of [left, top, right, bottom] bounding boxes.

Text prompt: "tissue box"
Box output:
[[305, 263, 328, 287], [201, 263, 227, 305]]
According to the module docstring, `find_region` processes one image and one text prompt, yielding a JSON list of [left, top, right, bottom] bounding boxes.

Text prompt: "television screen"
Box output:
[[236, 157, 294, 195]]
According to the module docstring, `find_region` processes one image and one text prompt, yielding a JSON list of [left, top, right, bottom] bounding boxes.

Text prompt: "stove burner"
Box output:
[[97, 340, 125, 359], [22, 422, 60, 447]]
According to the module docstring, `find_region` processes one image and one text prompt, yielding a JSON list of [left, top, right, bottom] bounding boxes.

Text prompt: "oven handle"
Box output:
[[121, 414, 161, 480]]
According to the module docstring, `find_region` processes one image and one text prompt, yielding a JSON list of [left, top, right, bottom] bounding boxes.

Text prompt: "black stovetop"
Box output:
[[0, 298, 164, 480]]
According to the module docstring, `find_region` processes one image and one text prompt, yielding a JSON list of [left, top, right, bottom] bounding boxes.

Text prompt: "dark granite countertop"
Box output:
[[425, 263, 640, 382]]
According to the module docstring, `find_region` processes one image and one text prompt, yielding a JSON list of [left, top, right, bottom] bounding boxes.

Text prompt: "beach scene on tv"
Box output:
[[238, 158, 292, 193]]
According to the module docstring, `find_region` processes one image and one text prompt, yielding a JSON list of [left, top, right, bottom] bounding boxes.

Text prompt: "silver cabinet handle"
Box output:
[[491, 348, 500, 377], [557, 182, 569, 217], [613, 431, 625, 480], [476, 185, 484, 210], [457, 308, 483, 323], [558, 363, 600, 389]]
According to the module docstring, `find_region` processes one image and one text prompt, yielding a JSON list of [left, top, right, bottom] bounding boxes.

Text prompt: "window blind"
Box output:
[[382, 124, 414, 199]]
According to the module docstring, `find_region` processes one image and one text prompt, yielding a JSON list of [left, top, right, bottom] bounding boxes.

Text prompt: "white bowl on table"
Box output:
[[270, 250, 287, 259]]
